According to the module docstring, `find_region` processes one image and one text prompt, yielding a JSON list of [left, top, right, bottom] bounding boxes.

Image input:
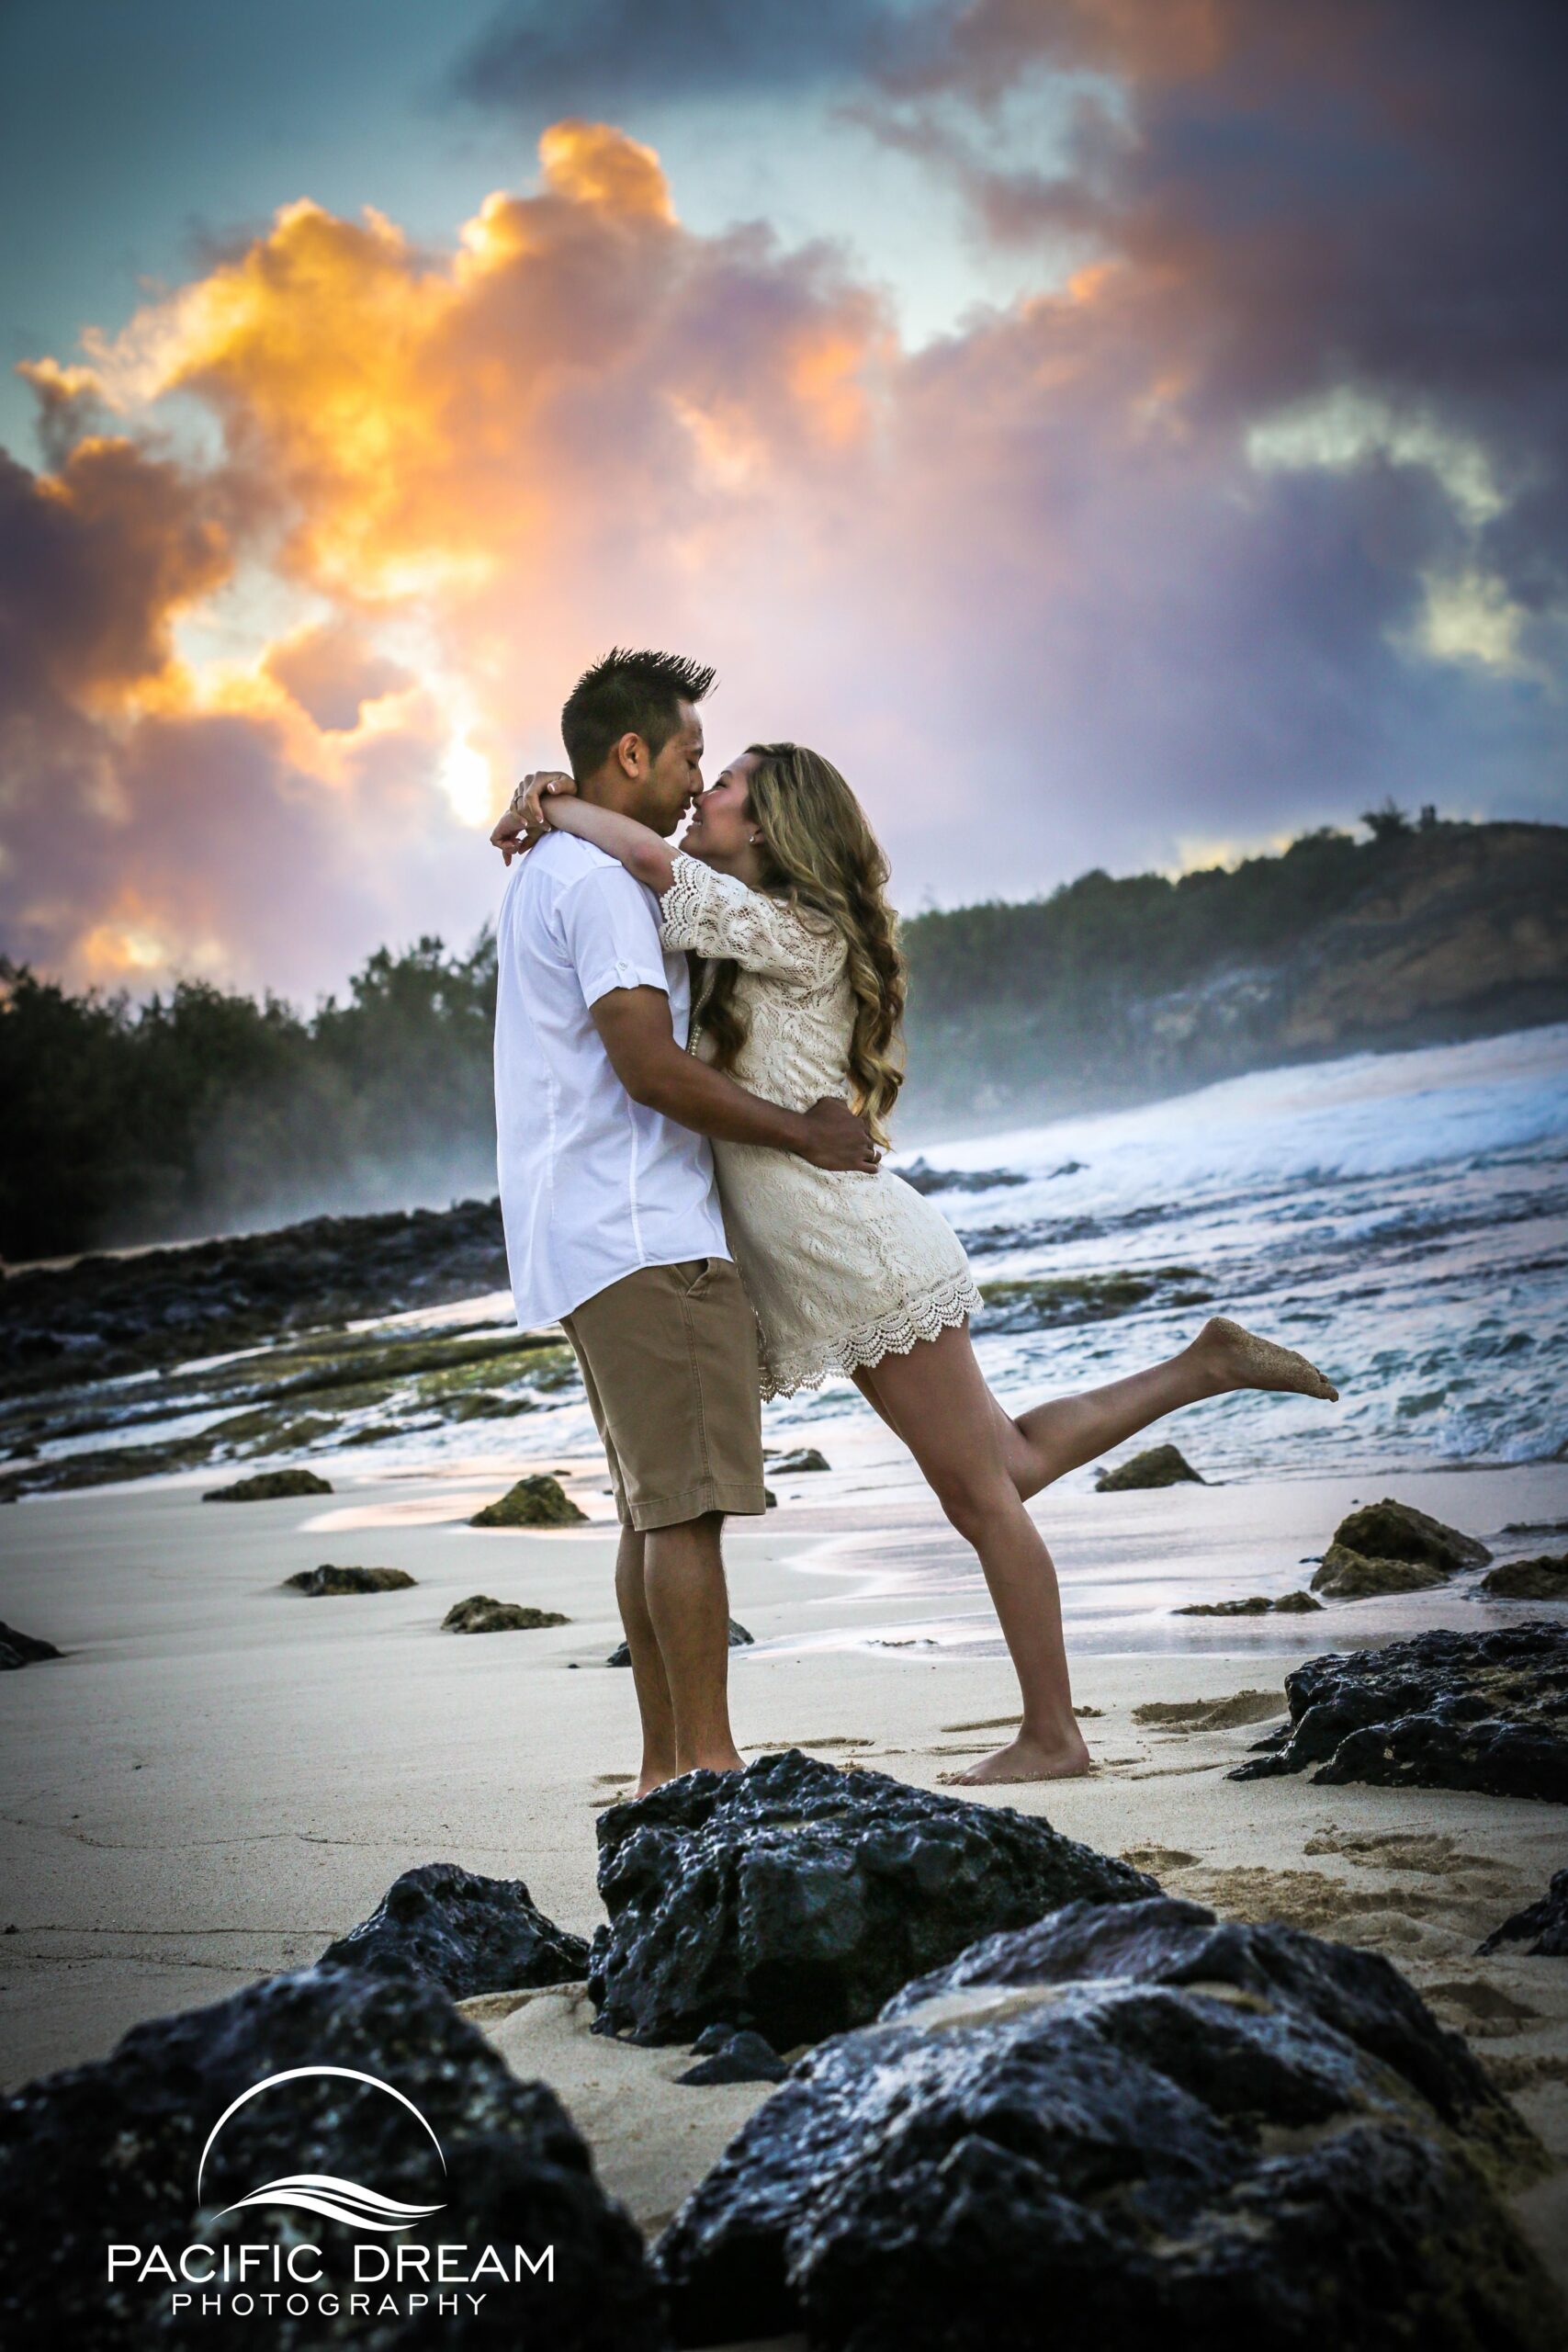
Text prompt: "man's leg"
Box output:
[[642, 1510, 745, 1777], [612, 1526, 679, 1795]]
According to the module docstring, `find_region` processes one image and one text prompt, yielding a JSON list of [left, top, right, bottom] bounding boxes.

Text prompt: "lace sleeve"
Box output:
[[658, 852, 842, 985]]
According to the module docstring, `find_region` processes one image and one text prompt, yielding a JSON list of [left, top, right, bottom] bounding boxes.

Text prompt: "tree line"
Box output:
[[0, 810, 1503, 1260]]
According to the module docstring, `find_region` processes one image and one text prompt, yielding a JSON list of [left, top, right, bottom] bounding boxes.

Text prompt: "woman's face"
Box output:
[[682, 752, 761, 868]]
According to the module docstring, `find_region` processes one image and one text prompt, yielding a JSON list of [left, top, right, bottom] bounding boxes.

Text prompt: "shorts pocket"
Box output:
[[674, 1256, 714, 1298]]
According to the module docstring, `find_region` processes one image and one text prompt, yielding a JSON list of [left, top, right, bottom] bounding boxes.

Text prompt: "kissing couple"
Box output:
[[489, 649, 1337, 1794]]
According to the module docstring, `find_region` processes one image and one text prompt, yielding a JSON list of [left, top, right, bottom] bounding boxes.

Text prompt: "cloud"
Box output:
[[3, 24, 1564, 1003]]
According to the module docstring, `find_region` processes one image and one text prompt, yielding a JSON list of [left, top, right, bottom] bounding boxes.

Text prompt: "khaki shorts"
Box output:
[[559, 1257, 766, 1532]]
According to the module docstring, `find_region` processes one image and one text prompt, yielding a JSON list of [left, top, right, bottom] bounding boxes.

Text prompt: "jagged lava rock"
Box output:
[[607, 1618, 751, 1668], [657, 1894, 1556, 2352], [318, 1862, 590, 1996], [1095, 1443, 1203, 1491], [767, 1447, 829, 1474], [0, 1962, 660, 2350], [0, 1619, 62, 1668], [443, 1594, 570, 1632], [203, 1467, 333, 1501], [468, 1475, 586, 1528], [1230, 1622, 1568, 1801], [587, 1748, 1156, 2048], [1479, 1870, 1568, 1958], [283, 1564, 414, 1595], [1483, 1553, 1568, 1601]]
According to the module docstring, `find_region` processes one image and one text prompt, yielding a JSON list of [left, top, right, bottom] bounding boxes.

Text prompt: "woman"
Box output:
[[496, 744, 1337, 1782]]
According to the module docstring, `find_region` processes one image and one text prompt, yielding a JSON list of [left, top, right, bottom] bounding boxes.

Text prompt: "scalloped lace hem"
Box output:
[[760, 1271, 985, 1400]]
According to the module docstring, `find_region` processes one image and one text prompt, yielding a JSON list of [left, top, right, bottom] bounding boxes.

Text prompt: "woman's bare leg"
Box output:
[[987, 1316, 1337, 1501], [855, 1323, 1090, 1784]]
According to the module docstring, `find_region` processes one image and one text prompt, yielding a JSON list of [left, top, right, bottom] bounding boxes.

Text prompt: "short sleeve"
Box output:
[[555, 865, 670, 1011], [658, 852, 843, 985]]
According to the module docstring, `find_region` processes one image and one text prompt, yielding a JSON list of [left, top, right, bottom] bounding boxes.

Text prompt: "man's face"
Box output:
[[638, 702, 705, 836]]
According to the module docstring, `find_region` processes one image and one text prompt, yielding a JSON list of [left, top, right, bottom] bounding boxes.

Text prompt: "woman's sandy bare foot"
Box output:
[[1201, 1314, 1338, 1402], [950, 1728, 1094, 1784]]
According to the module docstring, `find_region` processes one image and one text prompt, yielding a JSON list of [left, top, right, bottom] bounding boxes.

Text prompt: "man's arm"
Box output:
[[590, 988, 878, 1170]]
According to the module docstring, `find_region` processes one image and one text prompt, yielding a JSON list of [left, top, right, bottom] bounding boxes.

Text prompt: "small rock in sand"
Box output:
[[1481, 1553, 1568, 1601], [677, 2026, 791, 2086], [1311, 1496, 1490, 1598], [443, 1594, 570, 1633], [1095, 1443, 1203, 1491], [319, 1859, 590, 1995], [203, 1467, 333, 1501], [767, 1447, 830, 1474], [1479, 1869, 1568, 1958], [0, 1620, 62, 1669], [607, 1618, 752, 1668], [1175, 1590, 1322, 1615], [468, 1474, 587, 1527], [283, 1564, 414, 1595]]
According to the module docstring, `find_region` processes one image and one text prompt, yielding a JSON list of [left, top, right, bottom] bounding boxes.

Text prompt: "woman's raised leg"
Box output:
[[856, 1321, 1090, 1783], [988, 1315, 1338, 1501]]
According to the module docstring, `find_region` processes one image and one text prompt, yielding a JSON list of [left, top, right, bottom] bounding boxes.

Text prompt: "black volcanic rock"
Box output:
[[587, 1748, 1155, 2048], [0, 1619, 62, 1668], [1095, 1442, 1203, 1491], [1175, 1590, 1322, 1616], [0, 1962, 660, 2349], [767, 1447, 830, 1474], [284, 1564, 414, 1595], [676, 2026, 790, 2086], [204, 1467, 333, 1502], [442, 1594, 570, 1633], [1479, 1870, 1568, 1958], [656, 1895, 1556, 2352], [606, 1618, 751, 1668], [318, 1863, 591, 1997], [0, 1197, 513, 1398], [1230, 1623, 1568, 1801]]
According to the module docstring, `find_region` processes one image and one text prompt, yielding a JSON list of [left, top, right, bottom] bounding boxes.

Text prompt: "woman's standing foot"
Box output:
[[953, 1723, 1093, 1784]]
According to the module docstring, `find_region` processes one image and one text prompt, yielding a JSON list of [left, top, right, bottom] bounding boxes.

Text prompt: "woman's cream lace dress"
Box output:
[[658, 852, 983, 1399]]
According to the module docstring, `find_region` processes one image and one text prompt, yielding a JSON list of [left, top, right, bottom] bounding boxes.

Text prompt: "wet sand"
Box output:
[[4, 1455, 1568, 2300]]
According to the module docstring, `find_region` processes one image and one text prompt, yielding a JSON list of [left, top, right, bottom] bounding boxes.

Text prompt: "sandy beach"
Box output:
[[5, 1444, 1568, 2319]]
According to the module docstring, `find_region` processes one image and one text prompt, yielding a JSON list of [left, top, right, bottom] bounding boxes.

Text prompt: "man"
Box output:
[[491, 648, 875, 1795]]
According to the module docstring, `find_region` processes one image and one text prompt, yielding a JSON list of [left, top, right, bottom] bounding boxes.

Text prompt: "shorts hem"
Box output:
[[626, 1482, 768, 1532]]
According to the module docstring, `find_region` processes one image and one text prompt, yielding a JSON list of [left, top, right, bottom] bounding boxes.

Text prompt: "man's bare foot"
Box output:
[[1198, 1314, 1338, 1402], [952, 1727, 1093, 1784]]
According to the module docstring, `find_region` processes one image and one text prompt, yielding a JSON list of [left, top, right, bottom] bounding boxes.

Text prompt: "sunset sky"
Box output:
[[2, 0, 1563, 1001]]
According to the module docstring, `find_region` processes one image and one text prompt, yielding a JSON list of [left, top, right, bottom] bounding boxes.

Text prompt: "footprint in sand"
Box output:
[[1422, 1978, 1540, 2037], [1133, 1690, 1288, 1733], [941, 1712, 1102, 1734], [1303, 1826, 1517, 1896], [1120, 1845, 1201, 1871]]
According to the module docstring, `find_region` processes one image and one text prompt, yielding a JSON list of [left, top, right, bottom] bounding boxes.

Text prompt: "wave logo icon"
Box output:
[[197, 2065, 447, 2233]]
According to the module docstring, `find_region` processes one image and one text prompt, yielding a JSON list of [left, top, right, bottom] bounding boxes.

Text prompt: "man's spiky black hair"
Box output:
[[560, 647, 716, 779]]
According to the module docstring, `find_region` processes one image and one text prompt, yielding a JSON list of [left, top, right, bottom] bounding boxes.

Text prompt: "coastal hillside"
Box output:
[[2, 814, 1562, 1258], [900, 817, 1568, 1131]]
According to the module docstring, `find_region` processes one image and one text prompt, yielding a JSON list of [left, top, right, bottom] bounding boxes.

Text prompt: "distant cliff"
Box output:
[[898, 819, 1568, 1134]]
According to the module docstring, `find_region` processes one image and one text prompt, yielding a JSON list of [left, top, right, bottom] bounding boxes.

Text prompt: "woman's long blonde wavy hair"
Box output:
[[695, 742, 907, 1144]]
